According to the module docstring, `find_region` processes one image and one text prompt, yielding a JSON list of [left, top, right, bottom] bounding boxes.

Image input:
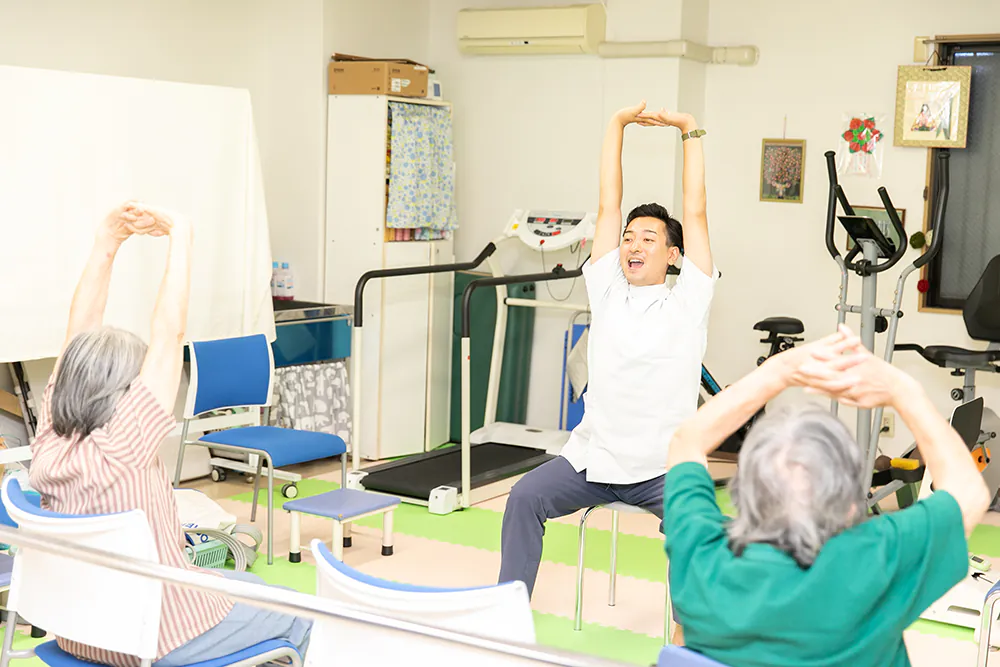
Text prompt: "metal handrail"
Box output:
[[0, 525, 632, 667]]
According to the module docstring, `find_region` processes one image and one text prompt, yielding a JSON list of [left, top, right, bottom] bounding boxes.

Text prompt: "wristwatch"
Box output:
[[681, 129, 706, 141]]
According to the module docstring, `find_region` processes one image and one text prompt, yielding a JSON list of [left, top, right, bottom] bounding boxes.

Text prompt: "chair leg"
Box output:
[[172, 421, 190, 488], [266, 459, 274, 565], [340, 452, 348, 489], [575, 506, 598, 632], [0, 610, 18, 667], [609, 509, 619, 607], [382, 510, 394, 556], [250, 457, 263, 523], [664, 564, 672, 646], [289, 512, 301, 563], [333, 521, 344, 561]]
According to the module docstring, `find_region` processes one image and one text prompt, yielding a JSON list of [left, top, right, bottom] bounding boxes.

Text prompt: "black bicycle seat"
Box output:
[[754, 317, 805, 336]]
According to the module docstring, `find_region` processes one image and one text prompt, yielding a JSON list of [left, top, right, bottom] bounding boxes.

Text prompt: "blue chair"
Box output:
[[0, 477, 302, 667], [305, 538, 534, 666], [657, 645, 729, 666], [172, 334, 348, 564]]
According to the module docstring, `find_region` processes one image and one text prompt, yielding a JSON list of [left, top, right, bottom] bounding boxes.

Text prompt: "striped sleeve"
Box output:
[[35, 377, 57, 434], [105, 380, 177, 468]]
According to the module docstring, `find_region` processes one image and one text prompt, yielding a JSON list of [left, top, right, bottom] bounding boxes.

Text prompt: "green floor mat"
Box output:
[[532, 611, 664, 665]]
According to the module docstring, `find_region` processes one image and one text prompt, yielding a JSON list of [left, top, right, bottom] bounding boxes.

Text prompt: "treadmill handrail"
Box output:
[[353, 242, 497, 327], [461, 266, 583, 338]]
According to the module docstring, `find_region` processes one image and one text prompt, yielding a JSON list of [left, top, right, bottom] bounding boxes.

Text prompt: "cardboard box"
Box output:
[[328, 57, 428, 98]]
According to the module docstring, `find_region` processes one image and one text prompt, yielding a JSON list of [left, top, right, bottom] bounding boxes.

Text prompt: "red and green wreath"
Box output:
[[843, 117, 883, 154]]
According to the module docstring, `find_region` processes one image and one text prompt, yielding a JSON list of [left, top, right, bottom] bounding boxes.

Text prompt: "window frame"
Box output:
[[920, 35, 1000, 313]]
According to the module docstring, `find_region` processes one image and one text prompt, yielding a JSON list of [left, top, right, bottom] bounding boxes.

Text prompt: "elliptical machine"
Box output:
[[823, 150, 950, 508]]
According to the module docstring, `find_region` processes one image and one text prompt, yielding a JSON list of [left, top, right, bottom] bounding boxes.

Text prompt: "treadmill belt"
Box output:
[[362, 442, 553, 499]]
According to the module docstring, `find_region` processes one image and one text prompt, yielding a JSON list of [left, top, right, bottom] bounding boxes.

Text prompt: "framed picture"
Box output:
[[894, 65, 971, 148], [760, 139, 805, 203], [845, 205, 906, 254]]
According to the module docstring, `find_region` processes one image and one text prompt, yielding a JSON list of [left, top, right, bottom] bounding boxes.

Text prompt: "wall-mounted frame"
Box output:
[[894, 65, 971, 148], [759, 139, 805, 203]]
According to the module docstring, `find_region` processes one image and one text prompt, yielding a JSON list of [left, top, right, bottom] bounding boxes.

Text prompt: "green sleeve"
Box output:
[[663, 462, 729, 584], [870, 490, 969, 627]]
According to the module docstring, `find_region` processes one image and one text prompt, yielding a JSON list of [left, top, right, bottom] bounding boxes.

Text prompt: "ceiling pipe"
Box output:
[[597, 40, 759, 65]]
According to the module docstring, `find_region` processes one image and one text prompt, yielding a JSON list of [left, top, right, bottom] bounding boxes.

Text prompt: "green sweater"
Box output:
[[664, 462, 968, 667]]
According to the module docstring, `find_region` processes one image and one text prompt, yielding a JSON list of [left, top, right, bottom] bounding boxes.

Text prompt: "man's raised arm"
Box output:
[[639, 109, 712, 276], [592, 102, 649, 264]]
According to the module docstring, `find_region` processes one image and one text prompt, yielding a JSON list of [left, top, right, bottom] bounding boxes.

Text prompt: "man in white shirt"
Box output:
[[497, 101, 717, 621]]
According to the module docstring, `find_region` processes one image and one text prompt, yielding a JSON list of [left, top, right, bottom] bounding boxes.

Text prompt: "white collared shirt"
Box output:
[[559, 250, 718, 484]]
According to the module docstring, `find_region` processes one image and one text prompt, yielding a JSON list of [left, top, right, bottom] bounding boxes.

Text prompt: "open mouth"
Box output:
[[627, 257, 644, 270]]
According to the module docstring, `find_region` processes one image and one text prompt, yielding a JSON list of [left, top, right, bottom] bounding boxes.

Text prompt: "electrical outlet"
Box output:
[[881, 413, 895, 438]]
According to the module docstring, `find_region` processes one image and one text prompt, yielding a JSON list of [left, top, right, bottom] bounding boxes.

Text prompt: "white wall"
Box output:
[[429, 0, 692, 427], [0, 0, 429, 305], [704, 0, 1000, 453], [0, 0, 329, 300]]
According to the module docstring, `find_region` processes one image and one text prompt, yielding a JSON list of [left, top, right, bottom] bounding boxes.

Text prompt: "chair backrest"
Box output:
[[1, 477, 163, 661], [965, 254, 1000, 343], [306, 539, 535, 666], [185, 333, 274, 417], [657, 645, 730, 666]]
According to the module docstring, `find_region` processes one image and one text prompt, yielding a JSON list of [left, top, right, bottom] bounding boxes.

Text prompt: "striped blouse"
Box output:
[[29, 378, 233, 666]]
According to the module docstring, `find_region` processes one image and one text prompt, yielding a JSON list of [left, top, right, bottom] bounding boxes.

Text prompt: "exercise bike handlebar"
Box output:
[[865, 186, 908, 275], [824, 150, 950, 275], [353, 242, 497, 327], [824, 151, 853, 261], [913, 151, 951, 270]]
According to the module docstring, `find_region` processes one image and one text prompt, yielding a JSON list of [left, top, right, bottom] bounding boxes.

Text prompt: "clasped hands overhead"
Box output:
[[98, 201, 190, 247], [767, 325, 914, 410]]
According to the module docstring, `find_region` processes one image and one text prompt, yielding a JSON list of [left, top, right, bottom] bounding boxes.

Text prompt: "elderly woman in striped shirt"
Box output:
[[29, 203, 311, 667]]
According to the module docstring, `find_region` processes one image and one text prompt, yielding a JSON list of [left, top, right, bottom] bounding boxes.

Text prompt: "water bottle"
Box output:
[[282, 262, 294, 300], [270, 261, 279, 297], [275, 262, 287, 299]]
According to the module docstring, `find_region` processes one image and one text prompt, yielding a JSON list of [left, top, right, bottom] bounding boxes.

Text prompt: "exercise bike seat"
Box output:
[[753, 317, 804, 336], [895, 343, 1000, 369]]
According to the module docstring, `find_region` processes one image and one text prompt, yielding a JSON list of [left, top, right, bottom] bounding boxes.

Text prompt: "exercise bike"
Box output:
[[893, 253, 1000, 502], [702, 317, 805, 459]]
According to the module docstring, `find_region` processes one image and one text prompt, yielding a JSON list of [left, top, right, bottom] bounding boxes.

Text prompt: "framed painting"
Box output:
[[760, 139, 805, 203], [894, 65, 971, 148]]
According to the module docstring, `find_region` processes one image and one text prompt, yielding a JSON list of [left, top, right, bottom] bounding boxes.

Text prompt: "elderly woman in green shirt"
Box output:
[[664, 326, 990, 667]]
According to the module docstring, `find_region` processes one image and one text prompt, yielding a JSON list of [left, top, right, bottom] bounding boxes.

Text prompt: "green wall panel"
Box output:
[[448, 271, 536, 444]]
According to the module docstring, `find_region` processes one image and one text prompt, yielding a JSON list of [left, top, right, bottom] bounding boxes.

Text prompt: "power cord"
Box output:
[[540, 241, 585, 302]]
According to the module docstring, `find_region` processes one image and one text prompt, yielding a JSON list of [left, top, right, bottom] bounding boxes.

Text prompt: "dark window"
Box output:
[[924, 42, 1000, 311]]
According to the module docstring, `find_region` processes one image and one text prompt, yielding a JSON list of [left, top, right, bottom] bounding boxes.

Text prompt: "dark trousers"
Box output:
[[497, 456, 665, 597]]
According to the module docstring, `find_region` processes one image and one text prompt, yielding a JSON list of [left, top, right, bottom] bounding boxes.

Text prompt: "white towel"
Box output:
[[0, 65, 275, 362]]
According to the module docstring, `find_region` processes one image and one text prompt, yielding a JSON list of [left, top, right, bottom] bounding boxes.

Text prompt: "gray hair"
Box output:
[[727, 404, 866, 567], [51, 327, 148, 439]]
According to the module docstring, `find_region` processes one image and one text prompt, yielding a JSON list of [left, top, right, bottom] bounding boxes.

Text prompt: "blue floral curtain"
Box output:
[[386, 102, 458, 232]]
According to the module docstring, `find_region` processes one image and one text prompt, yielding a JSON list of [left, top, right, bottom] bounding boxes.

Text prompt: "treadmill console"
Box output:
[[504, 209, 596, 251]]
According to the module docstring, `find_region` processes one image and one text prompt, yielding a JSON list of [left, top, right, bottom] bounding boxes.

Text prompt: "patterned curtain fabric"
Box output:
[[386, 101, 458, 231], [271, 362, 352, 445]]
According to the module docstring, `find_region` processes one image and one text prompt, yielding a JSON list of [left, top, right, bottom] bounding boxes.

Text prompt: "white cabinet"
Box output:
[[325, 95, 455, 461]]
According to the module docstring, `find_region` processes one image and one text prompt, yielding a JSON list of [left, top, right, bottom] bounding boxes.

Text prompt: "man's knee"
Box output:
[[505, 468, 554, 521]]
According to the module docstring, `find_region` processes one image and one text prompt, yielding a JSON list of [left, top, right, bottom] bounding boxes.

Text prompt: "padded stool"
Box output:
[[285, 489, 400, 562]]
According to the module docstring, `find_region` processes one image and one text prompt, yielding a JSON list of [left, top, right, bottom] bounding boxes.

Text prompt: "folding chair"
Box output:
[[173, 334, 348, 564]]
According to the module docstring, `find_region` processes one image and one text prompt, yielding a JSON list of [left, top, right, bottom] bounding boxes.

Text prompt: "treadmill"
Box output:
[[348, 210, 597, 513]]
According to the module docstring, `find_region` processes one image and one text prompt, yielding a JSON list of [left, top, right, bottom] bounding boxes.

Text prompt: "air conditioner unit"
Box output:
[[457, 4, 606, 55]]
